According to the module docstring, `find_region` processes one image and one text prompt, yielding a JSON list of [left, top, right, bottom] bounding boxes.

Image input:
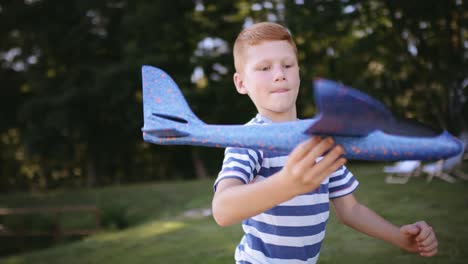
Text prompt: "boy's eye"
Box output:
[[260, 66, 270, 71]]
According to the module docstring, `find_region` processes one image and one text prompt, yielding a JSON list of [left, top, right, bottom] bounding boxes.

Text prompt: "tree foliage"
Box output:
[[0, 0, 466, 191]]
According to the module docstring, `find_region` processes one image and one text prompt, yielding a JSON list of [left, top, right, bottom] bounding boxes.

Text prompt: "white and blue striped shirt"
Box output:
[[214, 114, 359, 264]]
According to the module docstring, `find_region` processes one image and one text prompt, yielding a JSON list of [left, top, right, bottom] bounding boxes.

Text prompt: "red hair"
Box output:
[[233, 22, 297, 72]]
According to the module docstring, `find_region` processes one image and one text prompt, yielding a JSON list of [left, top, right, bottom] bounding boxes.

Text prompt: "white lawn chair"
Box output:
[[422, 160, 457, 183], [422, 133, 468, 183], [459, 131, 468, 160], [383, 160, 422, 184], [422, 148, 467, 183]]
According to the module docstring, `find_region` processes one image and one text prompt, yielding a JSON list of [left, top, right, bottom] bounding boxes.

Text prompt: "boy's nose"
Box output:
[[274, 67, 286, 81]]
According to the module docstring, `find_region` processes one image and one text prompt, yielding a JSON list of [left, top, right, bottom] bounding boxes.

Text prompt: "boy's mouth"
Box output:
[[272, 88, 290, 94]]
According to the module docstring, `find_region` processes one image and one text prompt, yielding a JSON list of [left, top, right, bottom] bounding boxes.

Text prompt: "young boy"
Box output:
[[212, 22, 438, 263]]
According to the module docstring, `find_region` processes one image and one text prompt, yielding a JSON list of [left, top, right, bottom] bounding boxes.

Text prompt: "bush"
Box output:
[[101, 204, 129, 230]]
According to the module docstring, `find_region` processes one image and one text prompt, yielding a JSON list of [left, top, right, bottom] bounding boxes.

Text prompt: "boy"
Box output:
[[212, 22, 438, 263]]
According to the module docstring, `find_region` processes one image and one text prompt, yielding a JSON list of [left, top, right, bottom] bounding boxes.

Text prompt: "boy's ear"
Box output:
[[233, 72, 248, 95]]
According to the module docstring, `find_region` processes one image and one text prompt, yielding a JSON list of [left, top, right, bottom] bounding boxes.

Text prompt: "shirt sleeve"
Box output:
[[213, 147, 263, 192], [328, 165, 359, 199]]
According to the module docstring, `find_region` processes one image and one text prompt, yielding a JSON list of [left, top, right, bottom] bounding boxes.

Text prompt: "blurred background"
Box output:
[[1, 0, 466, 191], [0, 0, 467, 263]]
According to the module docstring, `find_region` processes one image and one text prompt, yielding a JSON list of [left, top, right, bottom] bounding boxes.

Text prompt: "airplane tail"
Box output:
[[141, 65, 203, 139]]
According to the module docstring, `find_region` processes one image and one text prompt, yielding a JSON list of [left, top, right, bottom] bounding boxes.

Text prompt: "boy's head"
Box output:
[[232, 22, 300, 122], [233, 22, 298, 73]]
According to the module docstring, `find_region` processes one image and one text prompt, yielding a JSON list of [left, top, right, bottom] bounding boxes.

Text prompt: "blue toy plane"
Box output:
[[141, 65, 462, 161]]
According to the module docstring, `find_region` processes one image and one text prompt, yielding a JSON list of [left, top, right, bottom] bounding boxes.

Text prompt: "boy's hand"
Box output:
[[279, 136, 346, 196], [400, 221, 438, 257]]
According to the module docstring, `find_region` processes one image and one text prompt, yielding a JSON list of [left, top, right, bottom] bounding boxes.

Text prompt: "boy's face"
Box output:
[[234, 40, 300, 122]]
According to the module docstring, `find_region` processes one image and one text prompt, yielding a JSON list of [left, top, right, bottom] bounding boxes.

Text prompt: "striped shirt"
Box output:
[[214, 114, 359, 264]]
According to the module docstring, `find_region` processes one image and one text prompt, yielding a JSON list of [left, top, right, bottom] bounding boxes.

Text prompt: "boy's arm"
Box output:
[[212, 136, 346, 226], [212, 177, 296, 226], [331, 194, 438, 257]]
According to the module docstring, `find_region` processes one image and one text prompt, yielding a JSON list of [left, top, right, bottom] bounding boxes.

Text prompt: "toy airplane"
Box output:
[[141, 65, 462, 161]]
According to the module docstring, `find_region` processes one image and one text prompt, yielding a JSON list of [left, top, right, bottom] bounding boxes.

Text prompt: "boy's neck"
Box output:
[[258, 109, 297, 123]]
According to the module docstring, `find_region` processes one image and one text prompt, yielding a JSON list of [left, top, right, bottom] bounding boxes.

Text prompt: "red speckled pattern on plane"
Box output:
[[141, 65, 463, 161]]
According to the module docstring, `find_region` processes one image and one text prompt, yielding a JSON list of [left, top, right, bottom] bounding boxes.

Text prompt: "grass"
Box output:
[[1, 162, 467, 264]]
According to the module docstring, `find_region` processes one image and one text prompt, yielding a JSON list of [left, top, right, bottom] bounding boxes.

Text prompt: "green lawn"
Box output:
[[1, 163, 467, 264]]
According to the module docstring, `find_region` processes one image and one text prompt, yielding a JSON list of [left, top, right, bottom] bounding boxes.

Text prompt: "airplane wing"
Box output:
[[305, 79, 439, 137]]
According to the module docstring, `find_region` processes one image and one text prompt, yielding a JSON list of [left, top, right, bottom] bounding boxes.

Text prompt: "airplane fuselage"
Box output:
[[143, 118, 461, 161]]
